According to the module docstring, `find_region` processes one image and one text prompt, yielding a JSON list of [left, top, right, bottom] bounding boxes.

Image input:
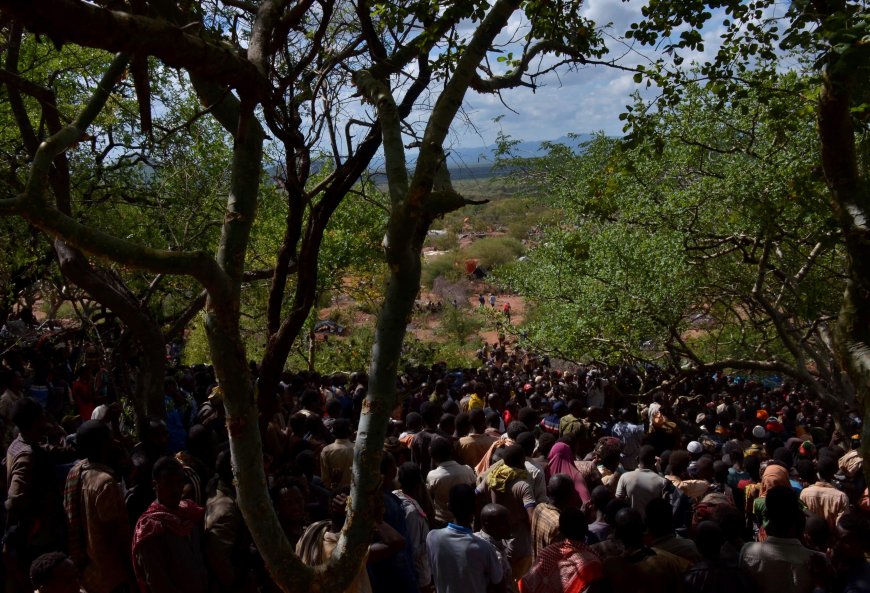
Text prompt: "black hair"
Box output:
[[559, 506, 589, 541], [215, 449, 234, 485], [644, 498, 674, 536], [745, 454, 762, 481], [11, 397, 43, 432], [536, 433, 556, 458], [837, 513, 870, 549], [420, 402, 440, 426], [765, 486, 802, 536], [502, 444, 526, 469], [694, 521, 724, 561], [397, 462, 423, 492], [668, 450, 691, 476], [429, 436, 453, 463], [773, 447, 793, 469], [447, 483, 475, 520], [614, 507, 645, 548], [152, 456, 184, 481], [332, 418, 352, 440], [517, 408, 538, 430], [301, 389, 321, 409], [604, 499, 630, 525], [796, 459, 816, 484], [75, 419, 111, 460], [30, 551, 69, 588], [506, 421, 529, 441], [405, 412, 423, 431], [590, 484, 613, 511], [638, 445, 657, 468], [547, 473, 576, 505], [465, 408, 482, 429], [817, 456, 838, 481], [455, 413, 471, 437], [379, 451, 396, 475], [515, 432, 536, 456]]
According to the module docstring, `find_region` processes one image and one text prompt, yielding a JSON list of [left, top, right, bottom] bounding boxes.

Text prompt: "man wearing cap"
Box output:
[[745, 426, 767, 458]]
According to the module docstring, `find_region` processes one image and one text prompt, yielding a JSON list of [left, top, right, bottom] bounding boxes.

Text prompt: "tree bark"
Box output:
[[818, 61, 870, 484]]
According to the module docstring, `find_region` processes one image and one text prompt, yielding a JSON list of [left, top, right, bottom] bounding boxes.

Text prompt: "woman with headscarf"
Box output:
[[547, 442, 591, 504], [751, 463, 805, 540]]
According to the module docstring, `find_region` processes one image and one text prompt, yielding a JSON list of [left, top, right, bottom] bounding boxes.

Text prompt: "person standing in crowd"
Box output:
[[799, 455, 849, 530], [546, 441, 591, 504], [369, 453, 420, 593], [427, 484, 505, 593], [475, 504, 513, 589], [739, 485, 826, 593], [615, 445, 670, 519], [426, 437, 476, 528], [205, 451, 256, 593], [132, 456, 208, 593], [64, 420, 133, 593], [320, 418, 354, 490], [520, 507, 603, 593], [530, 474, 576, 560], [394, 462, 432, 593], [478, 445, 537, 579], [5, 397, 73, 593], [163, 379, 197, 454], [456, 409, 497, 467]]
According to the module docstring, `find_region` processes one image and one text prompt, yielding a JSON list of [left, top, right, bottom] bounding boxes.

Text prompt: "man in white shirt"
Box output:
[[615, 445, 669, 519], [739, 485, 826, 593], [426, 437, 476, 526]]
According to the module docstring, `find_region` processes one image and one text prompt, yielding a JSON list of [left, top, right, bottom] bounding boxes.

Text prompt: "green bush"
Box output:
[[462, 236, 525, 269], [425, 231, 459, 251], [436, 306, 484, 344], [507, 220, 532, 240], [421, 252, 462, 287], [290, 326, 376, 374]]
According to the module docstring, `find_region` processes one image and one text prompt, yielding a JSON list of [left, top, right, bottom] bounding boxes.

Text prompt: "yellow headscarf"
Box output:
[[486, 462, 529, 493]]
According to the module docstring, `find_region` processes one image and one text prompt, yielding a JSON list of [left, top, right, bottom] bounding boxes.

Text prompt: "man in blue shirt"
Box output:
[[427, 484, 505, 593]]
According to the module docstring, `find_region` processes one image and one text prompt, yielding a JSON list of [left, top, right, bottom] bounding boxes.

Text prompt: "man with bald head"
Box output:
[[475, 504, 513, 588], [476, 445, 537, 579]]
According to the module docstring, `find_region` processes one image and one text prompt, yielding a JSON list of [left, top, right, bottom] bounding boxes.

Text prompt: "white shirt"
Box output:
[[739, 536, 825, 593], [426, 461, 476, 524]]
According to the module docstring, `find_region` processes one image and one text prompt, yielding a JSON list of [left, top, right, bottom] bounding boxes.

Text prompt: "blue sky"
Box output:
[[444, 0, 735, 149]]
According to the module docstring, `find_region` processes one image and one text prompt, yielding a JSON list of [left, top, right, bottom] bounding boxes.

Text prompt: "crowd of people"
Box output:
[[0, 338, 867, 593]]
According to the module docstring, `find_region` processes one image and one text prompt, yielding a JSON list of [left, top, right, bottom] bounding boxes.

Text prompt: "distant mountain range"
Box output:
[[368, 133, 596, 182], [443, 133, 594, 166]]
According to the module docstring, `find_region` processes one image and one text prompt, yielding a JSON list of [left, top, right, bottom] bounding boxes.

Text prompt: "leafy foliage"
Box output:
[[498, 74, 845, 371]]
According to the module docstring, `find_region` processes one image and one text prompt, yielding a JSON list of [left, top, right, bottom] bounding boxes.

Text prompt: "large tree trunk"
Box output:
[[815, 7, 870, 485], [55, 240, 166, 418]]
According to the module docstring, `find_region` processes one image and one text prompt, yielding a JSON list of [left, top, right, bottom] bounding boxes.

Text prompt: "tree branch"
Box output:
[[9, 54, 231, 298], [0, 0, 267, 95]]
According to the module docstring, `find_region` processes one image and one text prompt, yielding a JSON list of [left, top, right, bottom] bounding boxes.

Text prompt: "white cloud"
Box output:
[[446, 0, 739, 148]]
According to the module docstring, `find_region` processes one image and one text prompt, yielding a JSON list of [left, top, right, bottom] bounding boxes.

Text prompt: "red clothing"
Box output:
[[132, 500, 204, 593], [520, 539, 603, 593], [72, 379, 97, 421]]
